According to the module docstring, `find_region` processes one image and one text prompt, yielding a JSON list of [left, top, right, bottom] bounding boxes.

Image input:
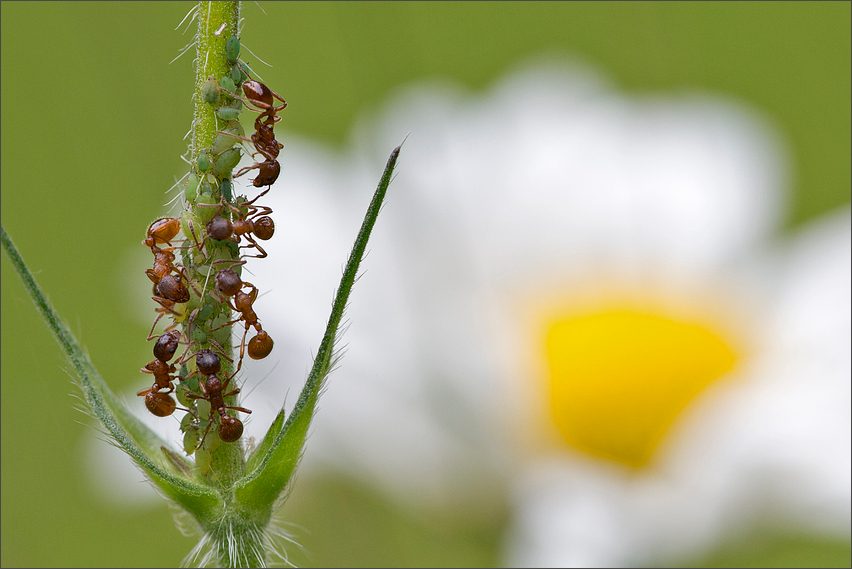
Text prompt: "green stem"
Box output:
[[188, 2, 262, 566], [192, 1, 240, 158]]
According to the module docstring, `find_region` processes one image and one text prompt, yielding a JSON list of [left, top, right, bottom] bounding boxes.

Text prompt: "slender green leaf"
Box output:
[[236, 145, 402, 509], [1, 225, 219, 519]]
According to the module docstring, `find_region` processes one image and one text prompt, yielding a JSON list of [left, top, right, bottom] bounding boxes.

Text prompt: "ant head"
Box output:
[[206, 216, 233, 241], [153, 330, 181, 361], [216, 268, 242, 297], [196, 349, 221, 375], [252, 160, 280, 188]]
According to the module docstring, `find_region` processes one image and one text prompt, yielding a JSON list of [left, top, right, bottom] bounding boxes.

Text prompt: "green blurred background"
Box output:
[[2, 2, 849, 567]]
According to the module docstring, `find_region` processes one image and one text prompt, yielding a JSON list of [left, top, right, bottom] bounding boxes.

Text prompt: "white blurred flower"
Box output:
[[247, 62, 850, 566], [94, 61, 851, 566]]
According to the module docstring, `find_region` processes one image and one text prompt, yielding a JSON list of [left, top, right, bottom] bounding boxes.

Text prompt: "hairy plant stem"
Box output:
[[186, 2, 263, 566]]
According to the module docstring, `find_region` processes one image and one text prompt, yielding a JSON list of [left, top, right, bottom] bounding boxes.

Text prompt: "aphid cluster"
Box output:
[[138, 36, 285, 468]]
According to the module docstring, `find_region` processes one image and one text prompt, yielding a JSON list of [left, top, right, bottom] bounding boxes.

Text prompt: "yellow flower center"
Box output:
[[544, 306, 738, 467]]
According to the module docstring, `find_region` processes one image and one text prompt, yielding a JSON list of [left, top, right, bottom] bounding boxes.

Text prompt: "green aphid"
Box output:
[[197, 152, 212, 173], [210, 314, 232, 346], [185, 292, 202, 314], [195, 447, 211, 473], [195, 194, 219, 223], [209, 245, 236, 263], [224, 119, 245, 138], [183, 369, 200, 393], [197, 303, 216, 322], [213, 147, 242, 178], [215, 106, 242, 122], [211, 130, 239, 155], [197, 399, 212, 421], [180, 412, 195, 431], [220, 178, 233, 202], [183, 427, 201, 455], [179, 212, 200, 243], [191, 327, 208, 344], [220, 75, 237, 94], [229, 64, 243, 86], [184, 173, 200, 202], [176, 385, 192, 407], [206, 430, 222, 453], [225, 36, 240, 63], [195, 264, 213, 278], [202, 77, 220, 106], [225, 239, 240, 258]]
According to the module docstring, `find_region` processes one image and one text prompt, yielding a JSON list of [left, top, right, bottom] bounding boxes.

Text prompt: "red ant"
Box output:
[[137, 330, 187, 417], [199, 194, 275, 258], [220, 71, 286, 189], [213, 268, 274, 374], [185, 349, 252, 445], [220, 119, 282, 190], [146, 244, 193, 328], [143, 217, 194, 310]]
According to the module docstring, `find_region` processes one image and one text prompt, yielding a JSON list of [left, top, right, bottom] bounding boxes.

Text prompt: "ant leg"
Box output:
[[243, 282, 259, 303], [239, 234, 267, 259], [209, 258, 246, 271], [206, 337, 235, 364], [265, 84, 287, 106], [210, 317, 242, 332], [234, 162, 262, 179], [229, 325, 251, 378], [215, 130, 255, 145], [242, 189, 272, 209], [175, 405, 197, 419], [148, 299, 183, 340], [224, 404, 252, 414], [172, 312, 200, 365], [147, 311, 167, 341]]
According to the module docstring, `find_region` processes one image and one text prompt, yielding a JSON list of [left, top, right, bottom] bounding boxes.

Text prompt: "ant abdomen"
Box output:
[[248, 330, 273, 360], [145, 392, 177, 417], [219, 415, 244, 443], [144, 217, 181, 249]]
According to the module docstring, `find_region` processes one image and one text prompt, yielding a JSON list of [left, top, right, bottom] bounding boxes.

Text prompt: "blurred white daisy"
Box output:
[[246, 61, 850, 566], [93, 61, 850, 566]]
